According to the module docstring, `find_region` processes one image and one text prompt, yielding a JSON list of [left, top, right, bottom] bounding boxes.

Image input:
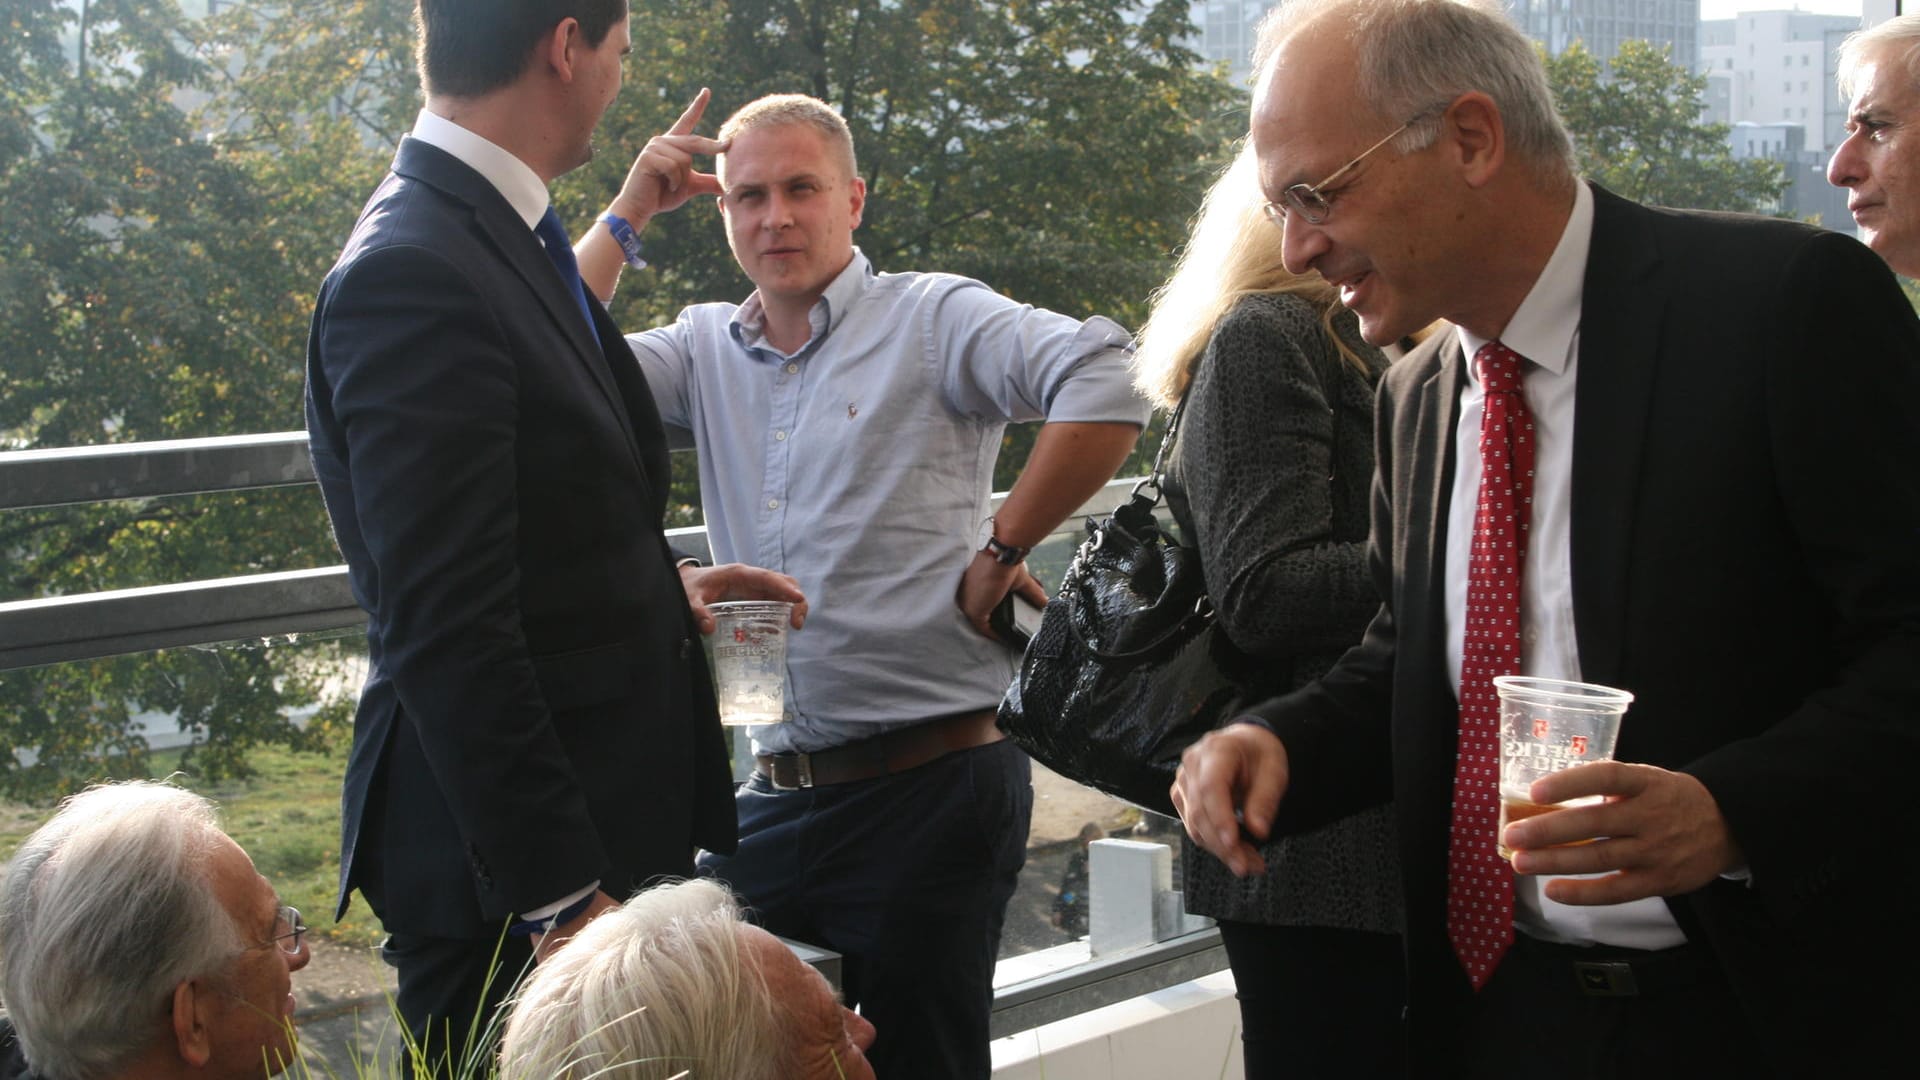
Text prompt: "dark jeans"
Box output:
[[698, 739, 1032, 1080], [381, 927, 534, 1076], [1217, 920, 1405, 1080]]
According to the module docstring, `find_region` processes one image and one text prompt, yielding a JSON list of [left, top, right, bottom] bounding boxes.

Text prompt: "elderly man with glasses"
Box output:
[[1173, 0, 1920, 1076], [0, 781, 311, 1080]]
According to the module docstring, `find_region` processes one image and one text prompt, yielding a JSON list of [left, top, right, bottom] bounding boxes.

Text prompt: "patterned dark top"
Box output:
[[1163, 292, 1402, 932]]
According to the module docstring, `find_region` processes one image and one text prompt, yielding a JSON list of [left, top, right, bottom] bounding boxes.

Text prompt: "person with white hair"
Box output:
[[0, 781, 311, 1080], [498, 878, 874, 1080], [1829, 14, 1920, 276]]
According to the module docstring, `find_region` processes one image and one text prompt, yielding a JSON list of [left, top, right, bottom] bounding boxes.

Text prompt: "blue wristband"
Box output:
[[598, 211, 648, 269]]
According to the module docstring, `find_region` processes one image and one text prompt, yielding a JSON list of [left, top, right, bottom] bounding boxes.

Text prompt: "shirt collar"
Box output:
[[1456, 180, 1592, 381], [408, 108, 549, 230], [730, 249, 874, 355]]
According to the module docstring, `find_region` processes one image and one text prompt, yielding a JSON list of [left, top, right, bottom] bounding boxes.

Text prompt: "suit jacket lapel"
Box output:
[[1413, 337, 1464, 598], [1570, 185, 1664, 686], [391, 139, 652, 485], [1397, 333, 1463, 732]]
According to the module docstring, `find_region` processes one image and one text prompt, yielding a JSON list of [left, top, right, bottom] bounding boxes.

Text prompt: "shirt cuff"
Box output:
[[518, 881, 599, 923]]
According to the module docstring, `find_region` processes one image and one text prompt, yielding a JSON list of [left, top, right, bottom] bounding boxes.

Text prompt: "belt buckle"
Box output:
[[1572, 960, 1639, 997], [768, 752, 815, 791]]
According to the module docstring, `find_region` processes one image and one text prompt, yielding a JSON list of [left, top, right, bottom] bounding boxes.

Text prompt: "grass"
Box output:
[[0, 731, 384, 949]]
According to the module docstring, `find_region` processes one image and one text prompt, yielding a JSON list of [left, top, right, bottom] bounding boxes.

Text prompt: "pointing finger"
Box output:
[[669, 87, 711, 136]]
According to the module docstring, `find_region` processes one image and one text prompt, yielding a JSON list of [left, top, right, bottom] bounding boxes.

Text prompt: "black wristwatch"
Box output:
[[982, 534, 1031, 566]]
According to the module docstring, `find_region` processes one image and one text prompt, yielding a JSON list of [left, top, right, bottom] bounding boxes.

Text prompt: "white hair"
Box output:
[[1254, 0, 1575, 175], [0, 781, 242, 1080], [499, 879, 799, 1080], [1838, 15, 1920, 101]]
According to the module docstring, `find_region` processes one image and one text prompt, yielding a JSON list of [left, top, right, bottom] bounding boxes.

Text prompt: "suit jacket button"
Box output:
[[679, 637, 692, 659]]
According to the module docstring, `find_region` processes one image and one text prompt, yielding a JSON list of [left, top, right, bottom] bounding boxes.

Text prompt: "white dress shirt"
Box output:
[[1443, 182, 1686, 949]]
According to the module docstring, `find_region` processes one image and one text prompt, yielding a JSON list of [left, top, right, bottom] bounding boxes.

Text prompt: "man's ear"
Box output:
[[848, 176, 867, 230], [1443, 91, 1506, 189], [171, 978, 215, 1067], [545, 16, 581, 83]]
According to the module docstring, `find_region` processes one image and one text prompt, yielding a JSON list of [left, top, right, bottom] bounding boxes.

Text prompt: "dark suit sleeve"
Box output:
[[1181, 295, 1378, 657], [1683, 231, 1920, 906], [314, 242, 602, 912]]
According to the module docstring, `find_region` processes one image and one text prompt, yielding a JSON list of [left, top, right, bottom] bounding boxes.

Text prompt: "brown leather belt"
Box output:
[[754, 709, 1003, 790]]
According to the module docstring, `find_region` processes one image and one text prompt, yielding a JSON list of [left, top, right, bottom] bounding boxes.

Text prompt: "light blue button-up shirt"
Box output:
[[629, 250, 1147, 753]]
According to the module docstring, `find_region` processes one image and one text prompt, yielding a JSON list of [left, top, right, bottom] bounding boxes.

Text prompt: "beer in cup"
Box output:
[[1493, 676, 1632, 860]]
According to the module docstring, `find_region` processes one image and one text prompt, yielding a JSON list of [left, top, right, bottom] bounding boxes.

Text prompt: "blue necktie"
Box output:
[[533, 206, 597, 338]]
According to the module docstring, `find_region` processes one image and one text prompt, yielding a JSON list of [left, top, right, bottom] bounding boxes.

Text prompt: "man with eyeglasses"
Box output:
[[570, 92, 1147, 1079], [1172, 0, 1920, 1076], [0, 781, 312, 1080]]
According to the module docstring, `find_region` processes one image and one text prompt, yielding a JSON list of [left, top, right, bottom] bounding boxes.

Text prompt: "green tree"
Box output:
[[1545, 39, 1787, 213], [2, 0, 1234, 796], [0, 0, 345, 798]]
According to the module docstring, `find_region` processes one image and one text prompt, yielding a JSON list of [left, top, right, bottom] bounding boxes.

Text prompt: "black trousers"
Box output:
[[1217, 920, 1405, 1080], [380, 926, 534, 1075], [697, 739, 1032, 1080], [1453, 932, 1764, 1079]]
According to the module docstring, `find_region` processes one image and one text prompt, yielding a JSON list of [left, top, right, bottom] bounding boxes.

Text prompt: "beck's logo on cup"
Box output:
[[1531, 718, 1550, 738], [1571, 735, 1589, 756]]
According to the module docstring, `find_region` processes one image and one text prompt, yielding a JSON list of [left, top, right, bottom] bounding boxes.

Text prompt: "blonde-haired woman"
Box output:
[[1136, 144, 1404, 1078]]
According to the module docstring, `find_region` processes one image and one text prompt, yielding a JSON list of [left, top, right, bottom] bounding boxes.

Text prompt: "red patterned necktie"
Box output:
[[1447, 340, 1535, 990]]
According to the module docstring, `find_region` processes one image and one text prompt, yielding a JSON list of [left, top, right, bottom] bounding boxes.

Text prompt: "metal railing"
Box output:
[[0, 431, 1218, 1029], [0, 431, 1142, 671]]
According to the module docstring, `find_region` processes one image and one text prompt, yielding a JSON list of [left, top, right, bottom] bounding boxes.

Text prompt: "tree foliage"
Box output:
[[1545, 39, 1788, 214], [1, 0, 1235, 797]]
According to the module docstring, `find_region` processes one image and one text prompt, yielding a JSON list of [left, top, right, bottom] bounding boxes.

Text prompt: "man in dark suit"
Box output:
[[305, 0, 799, 1057], [1173, 1, 1920, 1076]]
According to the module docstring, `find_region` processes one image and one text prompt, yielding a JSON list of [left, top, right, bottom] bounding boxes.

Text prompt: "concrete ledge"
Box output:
[[990, 970, 1243, 1080]]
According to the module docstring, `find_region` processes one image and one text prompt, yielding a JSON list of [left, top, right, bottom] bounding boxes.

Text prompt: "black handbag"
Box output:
[[998, 400, 1253, 818]]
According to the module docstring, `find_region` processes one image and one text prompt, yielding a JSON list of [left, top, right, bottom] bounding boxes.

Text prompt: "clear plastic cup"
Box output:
[[708, 601, 792, 726], [1493, 676, 1633, 860]]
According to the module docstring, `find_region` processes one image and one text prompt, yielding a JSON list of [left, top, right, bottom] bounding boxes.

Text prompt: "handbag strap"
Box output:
[[1130, 391, 1188, 508]]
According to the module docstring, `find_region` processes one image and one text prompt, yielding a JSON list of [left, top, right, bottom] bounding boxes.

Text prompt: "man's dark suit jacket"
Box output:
[[1248, 185, 1920, 1073], [306, 137, 735, 940], [0, 1018, 35, 1080]]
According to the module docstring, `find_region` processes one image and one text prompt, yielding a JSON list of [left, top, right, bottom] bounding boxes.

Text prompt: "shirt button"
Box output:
[[768, 499, 779, 509], [774, 430, 787, 441], [785, 363, 799, 374]]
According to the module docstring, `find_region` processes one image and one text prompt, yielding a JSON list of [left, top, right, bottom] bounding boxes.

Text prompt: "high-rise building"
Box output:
[[1189, 0, 1274, 88], [1700, 9, 1859, 155], [1505, 0, 1700, 66], [1189, 1, 1702, 89]]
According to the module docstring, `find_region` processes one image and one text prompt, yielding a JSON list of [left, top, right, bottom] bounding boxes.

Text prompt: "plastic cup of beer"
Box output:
[[708, 601, 792, 726], [1493, 676, 1633, 861]]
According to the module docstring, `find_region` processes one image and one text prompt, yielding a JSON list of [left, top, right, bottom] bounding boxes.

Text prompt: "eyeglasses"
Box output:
[[244, 904, 307, 957], [1262, 111, 1434, 227]]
